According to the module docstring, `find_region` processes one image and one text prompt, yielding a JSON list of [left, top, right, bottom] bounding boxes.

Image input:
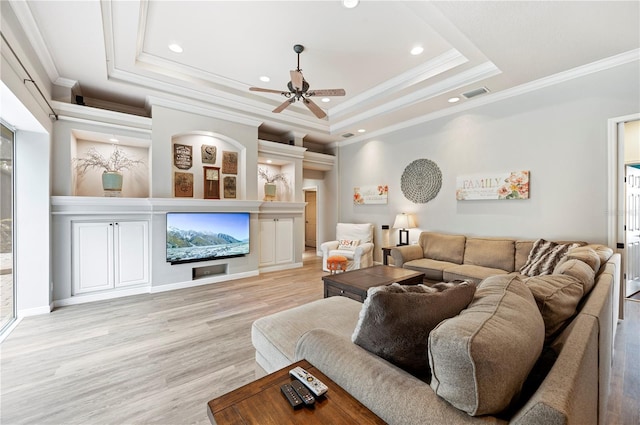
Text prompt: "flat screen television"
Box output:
[[166, 212, 250, 264]]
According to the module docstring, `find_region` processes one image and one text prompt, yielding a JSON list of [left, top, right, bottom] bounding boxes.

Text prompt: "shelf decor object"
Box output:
[[456, 170, 530, 200], [74, 146, 144, 196], [258, 167, 288, 201], [401, 158, 442, 203], [203, 166, 220, 199], [174, 172, 193, 197], [392, 213, 417, 246], [173, 143, 192, 170], [222, 151, 238, 174], [201, 144, 217, 164], [223, 176, 236, 198]]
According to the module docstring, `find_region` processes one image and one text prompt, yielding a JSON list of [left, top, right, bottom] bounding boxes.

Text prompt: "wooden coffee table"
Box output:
[[207, 359, 384, 424], [323, 264, 424, 302]]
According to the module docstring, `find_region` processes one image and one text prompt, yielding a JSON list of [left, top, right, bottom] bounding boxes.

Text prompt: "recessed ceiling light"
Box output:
[[448, 97, 460, 103], [168, 43, 183, 53], [321, 97, 331, 103], [343, 0, 359, 8], [259, 76, 270, 82], [357, 129, 366, 133], [410, 46, 424, 56], [109, 137, 119, 142], [266, 159, 273, 164]]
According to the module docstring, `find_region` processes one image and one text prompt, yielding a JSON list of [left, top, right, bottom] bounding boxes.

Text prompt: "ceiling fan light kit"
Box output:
[[249, 44, 346, 119]]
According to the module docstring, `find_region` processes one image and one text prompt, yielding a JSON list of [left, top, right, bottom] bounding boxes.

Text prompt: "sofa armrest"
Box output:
[[354, 241, 374, 256], [390, 244, 423, 268], [320, 240, 339, 255], [295, 329, 486, 425]]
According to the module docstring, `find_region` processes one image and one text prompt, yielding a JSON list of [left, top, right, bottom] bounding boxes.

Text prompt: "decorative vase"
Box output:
[[264, 182, 277, 201], [102, 171, 123, 196]]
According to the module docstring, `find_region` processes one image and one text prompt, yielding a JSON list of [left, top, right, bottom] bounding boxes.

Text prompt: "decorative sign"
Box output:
[[456, 170, 530, 200], [222, 151, 238, 174], [224, 176, 237, 199], [174, 172, 193, 197], [401, 158, 442, 204], [201, 144, 217, 164], [173, 144, 192, 170], [353, 185, 388, 205]]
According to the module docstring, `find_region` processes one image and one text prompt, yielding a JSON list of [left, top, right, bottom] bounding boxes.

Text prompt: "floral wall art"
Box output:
[[456, 170, 530, 200], [354, 185, 389, 205]]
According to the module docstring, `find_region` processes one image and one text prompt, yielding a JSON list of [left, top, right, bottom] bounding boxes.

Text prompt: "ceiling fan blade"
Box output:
[[303, 98, 326, 119], [273, 98, 296, 113], [250, 87, 287, 95], [307, 89, 346, 97], [290, 70, 303, 90]]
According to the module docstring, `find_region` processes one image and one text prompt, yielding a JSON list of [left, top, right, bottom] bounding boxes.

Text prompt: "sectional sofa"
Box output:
[[251, 233, 620, 424]]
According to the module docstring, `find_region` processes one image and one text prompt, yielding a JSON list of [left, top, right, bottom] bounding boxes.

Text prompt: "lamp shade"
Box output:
[[393, 213, 417, 229]]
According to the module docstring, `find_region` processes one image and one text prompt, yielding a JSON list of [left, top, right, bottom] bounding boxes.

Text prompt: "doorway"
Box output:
[[0, 123, 15, 336], [304, 189, 317, 249], [624, 121, 640, 300]]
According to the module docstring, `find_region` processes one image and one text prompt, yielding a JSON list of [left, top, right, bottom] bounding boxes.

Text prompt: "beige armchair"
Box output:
[[321, 223, 375, 272]]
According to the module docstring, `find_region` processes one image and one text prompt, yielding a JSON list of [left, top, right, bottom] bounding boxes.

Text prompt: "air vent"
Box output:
[[342, 132, 354, 138], [462, 86, 490, 99]]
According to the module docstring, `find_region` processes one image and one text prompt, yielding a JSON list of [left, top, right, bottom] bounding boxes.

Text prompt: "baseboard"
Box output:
[[259, 262, 303, 273], [53, 285, 151, 308], [18, 305, 52, 316], [150, 270, 259, 293]]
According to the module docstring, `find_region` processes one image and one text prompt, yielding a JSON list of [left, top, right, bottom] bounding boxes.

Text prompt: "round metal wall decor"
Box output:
[[401, 158, 442, 203]]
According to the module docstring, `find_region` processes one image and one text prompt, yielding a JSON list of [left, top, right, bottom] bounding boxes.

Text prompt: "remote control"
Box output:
[[290, 380, 315, 405], [280, 383, 303, 409], [289, 366, 328, 397]]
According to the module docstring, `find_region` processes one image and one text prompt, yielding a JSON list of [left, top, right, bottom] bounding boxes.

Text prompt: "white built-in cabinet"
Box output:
[[72, 220, 149, 295], [259, 217, 294, 268]]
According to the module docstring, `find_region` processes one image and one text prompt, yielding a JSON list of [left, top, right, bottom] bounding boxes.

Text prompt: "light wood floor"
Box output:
[[1, 253, 638, 425]]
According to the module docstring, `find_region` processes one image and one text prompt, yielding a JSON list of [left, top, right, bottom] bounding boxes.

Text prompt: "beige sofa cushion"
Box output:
[[352, 282, 476, 378], [525, 274, 584, 342], [515, 240, 535, 271], [442, 264, 508, 285], [463, 237, 515, 271], [403, 258, 455, 281], [429, 274, 544, 416], [420, 232, 466, 264]]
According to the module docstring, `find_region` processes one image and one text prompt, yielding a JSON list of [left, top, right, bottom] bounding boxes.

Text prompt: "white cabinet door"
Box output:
[[259, 219, 276, 266], [275, 218, 293, 264], [114, 221, 149, 287], [72, 220, 149, 295], [72, 222, 114, 294], [259, 217, 294, 267]]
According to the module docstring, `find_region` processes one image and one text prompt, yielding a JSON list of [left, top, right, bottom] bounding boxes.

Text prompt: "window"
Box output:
[[0, 122, 15, 335]]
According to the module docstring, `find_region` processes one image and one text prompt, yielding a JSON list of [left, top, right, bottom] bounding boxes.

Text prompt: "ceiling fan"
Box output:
[[249, 44, 346, 119]]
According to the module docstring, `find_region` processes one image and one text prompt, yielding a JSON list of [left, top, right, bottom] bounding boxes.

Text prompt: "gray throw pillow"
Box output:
[[351, 281, 476, 378], [520, 239, 580, 276]]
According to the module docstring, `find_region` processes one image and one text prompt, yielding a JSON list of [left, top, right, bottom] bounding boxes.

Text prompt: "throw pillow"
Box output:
[[520, 239, 580, 277], [337, 239, 359, 250], [351, 281, 476, 379], [428, 274, 545, 416]]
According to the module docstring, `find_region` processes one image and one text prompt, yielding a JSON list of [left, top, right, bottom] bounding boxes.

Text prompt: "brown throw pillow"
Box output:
[[520, 239, 580, 276], [351, 281, 476, 378]]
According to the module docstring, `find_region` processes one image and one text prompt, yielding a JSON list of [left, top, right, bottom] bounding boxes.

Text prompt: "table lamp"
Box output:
[[393, 213, 417, 246]]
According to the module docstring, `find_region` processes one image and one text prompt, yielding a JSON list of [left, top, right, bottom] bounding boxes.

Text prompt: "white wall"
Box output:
[[338, 61, 640, 261]]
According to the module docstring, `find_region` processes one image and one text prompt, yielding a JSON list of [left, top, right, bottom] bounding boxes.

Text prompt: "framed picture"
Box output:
[[456, 170, 530, 201], [173, 143, 192, 170], [203, 166, 220, 199], [224, 176, 236, 199], [222, 151, 238, 174], [174, 172, 193, 197]]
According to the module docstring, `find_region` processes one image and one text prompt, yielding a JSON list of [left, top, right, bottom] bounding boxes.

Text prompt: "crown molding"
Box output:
[[339, 49, 640, 147], [52, 100, 152, 132], [332, 61, 500, 134], [8, 0, 60, 82], [147, 96, 263, 127], [331, 48, 468, 118]]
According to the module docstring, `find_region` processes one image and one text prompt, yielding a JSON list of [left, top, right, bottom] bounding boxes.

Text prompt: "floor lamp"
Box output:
[[393, 213, 417, 246]]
